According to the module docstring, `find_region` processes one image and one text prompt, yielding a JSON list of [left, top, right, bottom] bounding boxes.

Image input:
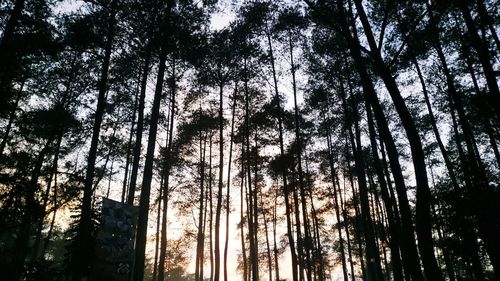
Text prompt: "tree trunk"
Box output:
[[121, 71, 141, 203], [195, 129, 207, 281], [288, 30, 312, 281], [127, 45, 152, 205], [252, 134, 260, 281], [344, 153, 367, 281], [240, 143, 249, 281], [132, 38, 169, 281], [265, 23, 299, 281], [475, 0, 500, 55], [272, 189, 280, 281], [324, 120, 349, 281], [329, 143, 349, 281], [349, 101, 384, 281], [42, 169, 59, 257], [430, 12, 499, 277], [73, 1, 117, 278], [428, 188, 456, 281], [365, 105, 404, 281], [305, 154, 324, 281], [243, 57, 258, 281], [91, 120, 118, 194], [336, 161, 357, 281], [457, 0, 500, 126], [224, 85, 237, 281], [214, 82, 225, 281], [11, 137, 54, 281], [32, 132, 63, 262], [158, 54, 177, 281], [351, 1, 442, 279], [411, 55, 460, 191], [157, 188, 169, 281], [309, 1, 427, 276], [209, 134, 214, 281], [152, 178, 163, 281], [201, 163, 209, 281], [369, 176, 390, 279], [291, 165, 306, 281], [261, 191, 273, 281]]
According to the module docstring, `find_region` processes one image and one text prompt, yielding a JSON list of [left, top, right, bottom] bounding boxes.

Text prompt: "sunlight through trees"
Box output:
[[1, 0, 500, 280]]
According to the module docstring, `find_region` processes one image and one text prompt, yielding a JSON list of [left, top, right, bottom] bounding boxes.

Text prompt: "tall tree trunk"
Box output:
[[459, 24, 500, 264], [245, 166, 253, 279], [73, 1, 117, 279], [201, 165, 209, 281], [429, 190, 456, 281], [344, 153, 367, 281], [288, 30, 312, 281], [305, 154, 324, 281], [325, 125, 349, 281], [310, 1, 426, 276], [11, 137, 54, 281], [209, 134, 214, 281], [365, 105, 404, 281], [41, 168, 59, 257], [91, 120, 118, 194], [158, 55, 177, 281], [351, 1, 442, 279], [414, 37, 487, 279], [261, 191, 273, 281], [302, 1, 426, 279], [369, 176, 390, 280], [291, 165, 306, 281], [121, 71, 141, 202], [240, 143, 249, 281], [272, 189, 280, 281], [127, 45, 152, 205], [336, 160, 357, 281], [354, 38, 422, 281], [152, 183, 163, 281], [224, 85, 237, 281], [157, 189, 169, 281], [252, 134, 260, 281], [243, 57, 258, 281], [457, 0, 500, 126], [309, 193, 324, 281], [132, 26, 170, 281], [214, 82, 225, 281], [411, 55, 460, 191], [350, 102, 384, 281], [341, 68, 383, 281], [475, 0, 500, 55], [32, 132, 63, 262], [430, 10, 499, 276], [195, 130, 207, 281], [265, 23, 299, 281]]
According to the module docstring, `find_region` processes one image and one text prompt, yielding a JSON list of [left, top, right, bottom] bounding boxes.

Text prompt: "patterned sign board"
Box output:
[[91, 198, 138, 281]]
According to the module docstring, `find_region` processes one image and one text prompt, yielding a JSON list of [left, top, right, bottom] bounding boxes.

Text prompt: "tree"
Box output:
[[2, 1, 500, 280]]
